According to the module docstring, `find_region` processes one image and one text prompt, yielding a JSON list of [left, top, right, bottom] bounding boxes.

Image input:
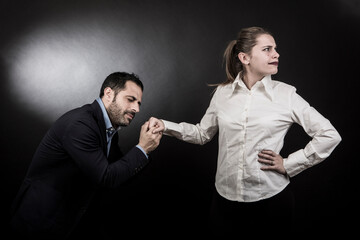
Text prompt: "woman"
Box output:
[[149, 26, 341, 235]]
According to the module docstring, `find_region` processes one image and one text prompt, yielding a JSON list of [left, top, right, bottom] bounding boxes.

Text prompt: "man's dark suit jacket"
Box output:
[[10, 100, 149, 239]]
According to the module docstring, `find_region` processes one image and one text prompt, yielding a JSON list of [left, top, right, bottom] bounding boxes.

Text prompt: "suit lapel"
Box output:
[[90, 100, 108, 156]]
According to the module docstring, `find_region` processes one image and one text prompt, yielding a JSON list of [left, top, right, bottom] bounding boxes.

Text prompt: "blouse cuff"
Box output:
[[162, 120, 182, 136], [283, 149, 310, 177]]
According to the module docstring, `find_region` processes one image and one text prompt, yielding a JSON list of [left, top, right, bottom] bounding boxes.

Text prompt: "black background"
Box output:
[[1, 0, 358, 237]]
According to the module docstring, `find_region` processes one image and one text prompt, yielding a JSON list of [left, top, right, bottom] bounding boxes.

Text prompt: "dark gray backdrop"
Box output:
[[1, 0, 357, 237]]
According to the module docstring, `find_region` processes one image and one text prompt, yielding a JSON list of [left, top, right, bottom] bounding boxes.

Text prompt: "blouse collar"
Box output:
[[231, 73, 274, 101]]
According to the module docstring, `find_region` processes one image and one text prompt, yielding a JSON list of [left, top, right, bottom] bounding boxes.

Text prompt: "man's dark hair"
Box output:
[[99, 72, 143, 98]]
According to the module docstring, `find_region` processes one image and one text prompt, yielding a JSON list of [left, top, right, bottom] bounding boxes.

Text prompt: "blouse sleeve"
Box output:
[[283, 89, 342, 177], [162, 88, 219, 145]]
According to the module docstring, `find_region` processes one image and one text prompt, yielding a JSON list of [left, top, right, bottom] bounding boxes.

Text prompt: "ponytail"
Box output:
[[208, 40, 240, 88], [223, 40, 240, 84]]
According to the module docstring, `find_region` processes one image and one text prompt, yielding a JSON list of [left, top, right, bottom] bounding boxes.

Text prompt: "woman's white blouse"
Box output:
[[162, 74, 342, 202]]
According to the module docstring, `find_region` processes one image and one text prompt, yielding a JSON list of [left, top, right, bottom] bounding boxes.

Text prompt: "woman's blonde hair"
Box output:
[[211, 26, 272, 87]]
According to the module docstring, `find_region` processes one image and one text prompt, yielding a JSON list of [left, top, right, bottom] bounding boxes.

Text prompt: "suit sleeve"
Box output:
[[62, 119, 149, 188]]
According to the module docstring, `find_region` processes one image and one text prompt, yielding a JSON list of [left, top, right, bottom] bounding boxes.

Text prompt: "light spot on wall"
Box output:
[[5, 17, 140, 122]]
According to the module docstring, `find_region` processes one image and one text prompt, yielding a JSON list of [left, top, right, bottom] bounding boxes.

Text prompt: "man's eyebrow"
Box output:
[[126, 95, 141, 105]]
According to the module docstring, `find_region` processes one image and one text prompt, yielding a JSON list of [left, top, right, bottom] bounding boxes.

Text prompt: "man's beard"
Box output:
[[107, 101, 133, 128]]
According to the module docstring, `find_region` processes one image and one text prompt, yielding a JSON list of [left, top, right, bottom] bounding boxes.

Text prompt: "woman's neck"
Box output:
[[242, 71, 264, 90]]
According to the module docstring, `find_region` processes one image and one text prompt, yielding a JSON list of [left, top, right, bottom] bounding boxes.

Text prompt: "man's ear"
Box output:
[[103, 87, 114, 106], [238, 52, 250, 65]]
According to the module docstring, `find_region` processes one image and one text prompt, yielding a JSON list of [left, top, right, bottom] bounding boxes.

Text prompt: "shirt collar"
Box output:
[[231, 73, 245, 91], [231, 73, 274, 101], [260, 75, 274, 101], [96, 97, 120, 138]]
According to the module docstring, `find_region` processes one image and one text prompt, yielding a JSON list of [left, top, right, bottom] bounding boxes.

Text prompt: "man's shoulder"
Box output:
[[53, 101, 101, 130]]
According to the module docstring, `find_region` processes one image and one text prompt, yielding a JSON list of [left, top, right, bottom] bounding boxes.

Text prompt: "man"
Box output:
[[10, 72, 162, 239]]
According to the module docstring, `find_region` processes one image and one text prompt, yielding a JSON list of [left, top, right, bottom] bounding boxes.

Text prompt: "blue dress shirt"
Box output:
[[95, 98, 147, 158]]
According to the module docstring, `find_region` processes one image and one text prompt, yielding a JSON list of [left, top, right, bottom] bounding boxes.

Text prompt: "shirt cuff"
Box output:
[[162, 120, 182, 136], [283, 149, 309, 177], [136, 145, 148, 159]]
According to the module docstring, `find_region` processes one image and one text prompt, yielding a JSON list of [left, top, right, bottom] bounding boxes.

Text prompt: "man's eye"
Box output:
[[264, 48, 270, 51]]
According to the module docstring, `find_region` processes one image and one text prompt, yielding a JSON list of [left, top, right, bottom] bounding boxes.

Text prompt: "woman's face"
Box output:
[[247, 34, 280, 76]]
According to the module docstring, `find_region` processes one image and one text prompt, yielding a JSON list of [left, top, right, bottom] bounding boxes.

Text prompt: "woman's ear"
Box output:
[[238, 52, 250, 65]]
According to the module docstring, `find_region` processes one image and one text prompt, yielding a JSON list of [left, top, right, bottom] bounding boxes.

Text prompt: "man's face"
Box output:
[[107, 81, 142, 128]]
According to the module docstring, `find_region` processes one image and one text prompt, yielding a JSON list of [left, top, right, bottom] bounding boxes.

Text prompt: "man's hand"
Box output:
[[138, 121, 162, 154], [148, 117, 165, 134]]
